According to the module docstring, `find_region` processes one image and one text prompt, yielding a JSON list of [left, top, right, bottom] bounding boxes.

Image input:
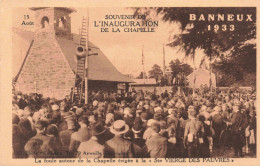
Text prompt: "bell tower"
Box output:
[[15, 7, 76, 99], [30, 7, 76, 39]]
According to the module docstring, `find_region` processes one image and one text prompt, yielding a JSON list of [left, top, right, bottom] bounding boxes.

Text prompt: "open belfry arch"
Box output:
[[13, 7, 133, 101]]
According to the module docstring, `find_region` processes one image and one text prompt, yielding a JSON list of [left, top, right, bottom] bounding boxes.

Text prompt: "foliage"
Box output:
[[169, 59, 193, 77], [148, 64, 163, 78], [213, 44, 256, 86], [133, 7, 256, 86], [136, 71, 148, 79], [134, 7, 255, 57]]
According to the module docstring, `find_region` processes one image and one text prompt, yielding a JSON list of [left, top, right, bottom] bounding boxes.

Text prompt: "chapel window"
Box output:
[[41, 16, 49, 28], [58, 16, 66, 28]]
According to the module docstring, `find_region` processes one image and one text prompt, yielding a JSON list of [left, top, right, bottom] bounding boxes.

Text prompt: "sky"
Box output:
[[12, 7, 206, 77]]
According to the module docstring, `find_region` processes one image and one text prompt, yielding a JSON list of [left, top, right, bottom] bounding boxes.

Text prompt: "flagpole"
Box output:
[[142, 45, 146, 92], [34, 81, 37, 94], [163, 44, 166, 77]]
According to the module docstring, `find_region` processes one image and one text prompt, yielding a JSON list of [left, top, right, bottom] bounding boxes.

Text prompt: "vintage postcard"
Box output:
[[0, 0, 259, 166]]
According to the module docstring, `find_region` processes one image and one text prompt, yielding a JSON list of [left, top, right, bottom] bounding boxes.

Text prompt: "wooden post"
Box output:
[[85, 9, 89, 104]]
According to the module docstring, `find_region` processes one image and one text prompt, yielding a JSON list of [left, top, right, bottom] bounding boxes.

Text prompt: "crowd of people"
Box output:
[[155, 72, 186, 87], [12, 88, 256, 158]]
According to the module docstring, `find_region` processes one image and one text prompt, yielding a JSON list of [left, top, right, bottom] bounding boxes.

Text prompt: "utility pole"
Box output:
[[85, 9, 89, 104], [73, 10, 97, 104]]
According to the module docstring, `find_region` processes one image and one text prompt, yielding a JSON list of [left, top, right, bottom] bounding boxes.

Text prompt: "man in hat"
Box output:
[[167, 108, 179, 128], [175, 108, 186, 157], [143, 119, 157, 140], [12, 112, 20, 125], [154, 106, 163, 114], [222, 104, 231, 123], [25, 120, 58, 158], [105, 113, 115, 128], [18, 106, 36, 141], [69, 115, 91, 156], [46, 124, 59, 138], [249, 110, 256, 155], [123, 107, 135, 128], [105, 120, 134, 158], [17, 94, 27, 109], [52, 104, 60, 112], [145, 122, 167, 158], [132, 123, 145, 149], [59, 118, 76, 156], [212, 106, 224, 148], [183, 109, 204, 157], [78, 123, 106, 158], [75, 107, 84, 119], [153, 112, 161, 121], [58, 111, 75, 132], [13, 124, 27, 158], [166, 118, 177, 157], [230, 106, 249, 157], [140, 111, 148, 129]]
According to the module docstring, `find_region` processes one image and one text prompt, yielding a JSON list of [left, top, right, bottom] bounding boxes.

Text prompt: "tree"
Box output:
[[133, 7, 256, 87], [169, 59, 193, 77], [213, 44, 256, 86], [148, 64, 163, 78], [134, 8, 255, 58], [136, 71, 148, 79]]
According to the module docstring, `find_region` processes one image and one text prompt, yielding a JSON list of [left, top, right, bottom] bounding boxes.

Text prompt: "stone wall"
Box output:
[[16, 12, 75, 99]]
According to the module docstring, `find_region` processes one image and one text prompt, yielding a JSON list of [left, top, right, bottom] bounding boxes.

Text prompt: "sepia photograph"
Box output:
[[10, 6, 256, 160]]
